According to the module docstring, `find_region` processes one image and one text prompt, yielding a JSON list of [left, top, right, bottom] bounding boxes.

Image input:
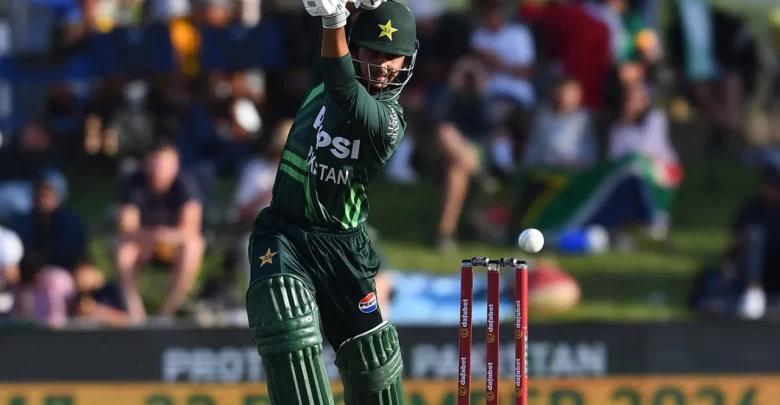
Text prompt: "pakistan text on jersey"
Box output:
[[312, 162, 351, 185]]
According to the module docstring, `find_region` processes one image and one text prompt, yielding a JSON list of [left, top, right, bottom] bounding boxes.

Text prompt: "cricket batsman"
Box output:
[[245, 0, 417, 404]]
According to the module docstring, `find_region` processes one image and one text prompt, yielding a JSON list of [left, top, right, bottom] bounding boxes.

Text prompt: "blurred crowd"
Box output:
[[0, 0, 778, 328]]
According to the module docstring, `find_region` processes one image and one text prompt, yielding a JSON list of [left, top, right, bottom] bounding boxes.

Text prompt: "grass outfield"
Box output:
[[69, 156, 758, 322]]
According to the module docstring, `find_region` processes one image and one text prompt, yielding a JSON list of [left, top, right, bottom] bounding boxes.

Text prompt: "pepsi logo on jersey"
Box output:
[[313, 105, 362, 160], [358, 292, 378, 313]]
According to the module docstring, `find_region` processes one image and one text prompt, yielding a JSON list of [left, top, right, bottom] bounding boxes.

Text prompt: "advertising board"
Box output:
[[1, 377, 777, 405], [0, 325, 623, 381], [2, 322, 780, 382]]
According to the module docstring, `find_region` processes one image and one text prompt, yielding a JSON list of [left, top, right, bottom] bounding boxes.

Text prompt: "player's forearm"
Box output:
[[321, 26, 349, 59], [320, 24, 362, 104], [315, 0, 386, 133]]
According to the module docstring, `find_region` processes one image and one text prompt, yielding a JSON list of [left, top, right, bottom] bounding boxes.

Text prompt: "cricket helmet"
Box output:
[[349, 0, 419, 101]]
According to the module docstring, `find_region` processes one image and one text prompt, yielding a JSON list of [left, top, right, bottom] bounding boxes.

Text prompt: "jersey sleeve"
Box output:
[[320, 54, 406, 163]]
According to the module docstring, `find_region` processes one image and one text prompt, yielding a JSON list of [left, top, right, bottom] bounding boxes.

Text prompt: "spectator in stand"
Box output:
[[45, 82, 84, 144], [596, 0, 663, 112], [667, 0, 743, 150], [730, 162, 780, 320], [83, 74, 127, 161], [692, 160, 780, 320], [523, 76, 597, 170], [114, 141, 205, 324], [520, 0, 612, 112], [583, 0, 628, 64], [471, 1, 536, 109], [608, 84, 681, 243], [499, 83, 680, 249], [0, 122, 63, 223], [6, 170, 112, 317], [618, 2, 662, 67], [470, 0, 537, 175], [434, 57, 497, 251], [72, 266, 131, 327], [608, 84, 678, 166], [7, 171, 87, 272], [8, 252, 76, 329]]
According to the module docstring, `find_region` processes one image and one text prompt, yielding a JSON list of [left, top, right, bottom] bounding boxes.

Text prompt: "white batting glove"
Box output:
[[356, 0, 386, 10], [303, 0, 350, 28]]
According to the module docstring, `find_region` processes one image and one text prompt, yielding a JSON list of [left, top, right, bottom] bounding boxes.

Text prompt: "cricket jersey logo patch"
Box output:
[[358, 292, 378, 313], [259, 248, 277, 267]]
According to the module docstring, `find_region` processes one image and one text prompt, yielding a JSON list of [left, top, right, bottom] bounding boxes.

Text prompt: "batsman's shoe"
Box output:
[[336, 321, 406, 405], [248, 275, 335, 405]]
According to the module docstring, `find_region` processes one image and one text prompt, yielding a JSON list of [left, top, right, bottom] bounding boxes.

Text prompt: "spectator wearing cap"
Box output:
[[114, 141, 205, 324], [6, 170, 94, 276]]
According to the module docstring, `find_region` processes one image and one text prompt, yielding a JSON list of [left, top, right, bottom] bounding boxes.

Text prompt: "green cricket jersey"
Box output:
[[269, 54, 406, 230]]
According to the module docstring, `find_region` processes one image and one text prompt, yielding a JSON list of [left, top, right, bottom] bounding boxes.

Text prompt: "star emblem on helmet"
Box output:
[[378, 20, 398, 41]]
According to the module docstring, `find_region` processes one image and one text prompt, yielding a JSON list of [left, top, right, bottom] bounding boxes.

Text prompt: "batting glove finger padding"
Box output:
[[304, 0, 347, 17]]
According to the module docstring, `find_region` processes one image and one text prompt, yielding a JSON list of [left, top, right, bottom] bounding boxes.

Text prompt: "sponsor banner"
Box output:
[[0, 377, 778, 405], [0, 325, 623, 382], [161, 337, 608, 383], [2, 322, 780, 382]]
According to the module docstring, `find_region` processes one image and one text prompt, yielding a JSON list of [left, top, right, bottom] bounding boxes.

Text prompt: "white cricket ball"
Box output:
[[518, 228, 545, 253]]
